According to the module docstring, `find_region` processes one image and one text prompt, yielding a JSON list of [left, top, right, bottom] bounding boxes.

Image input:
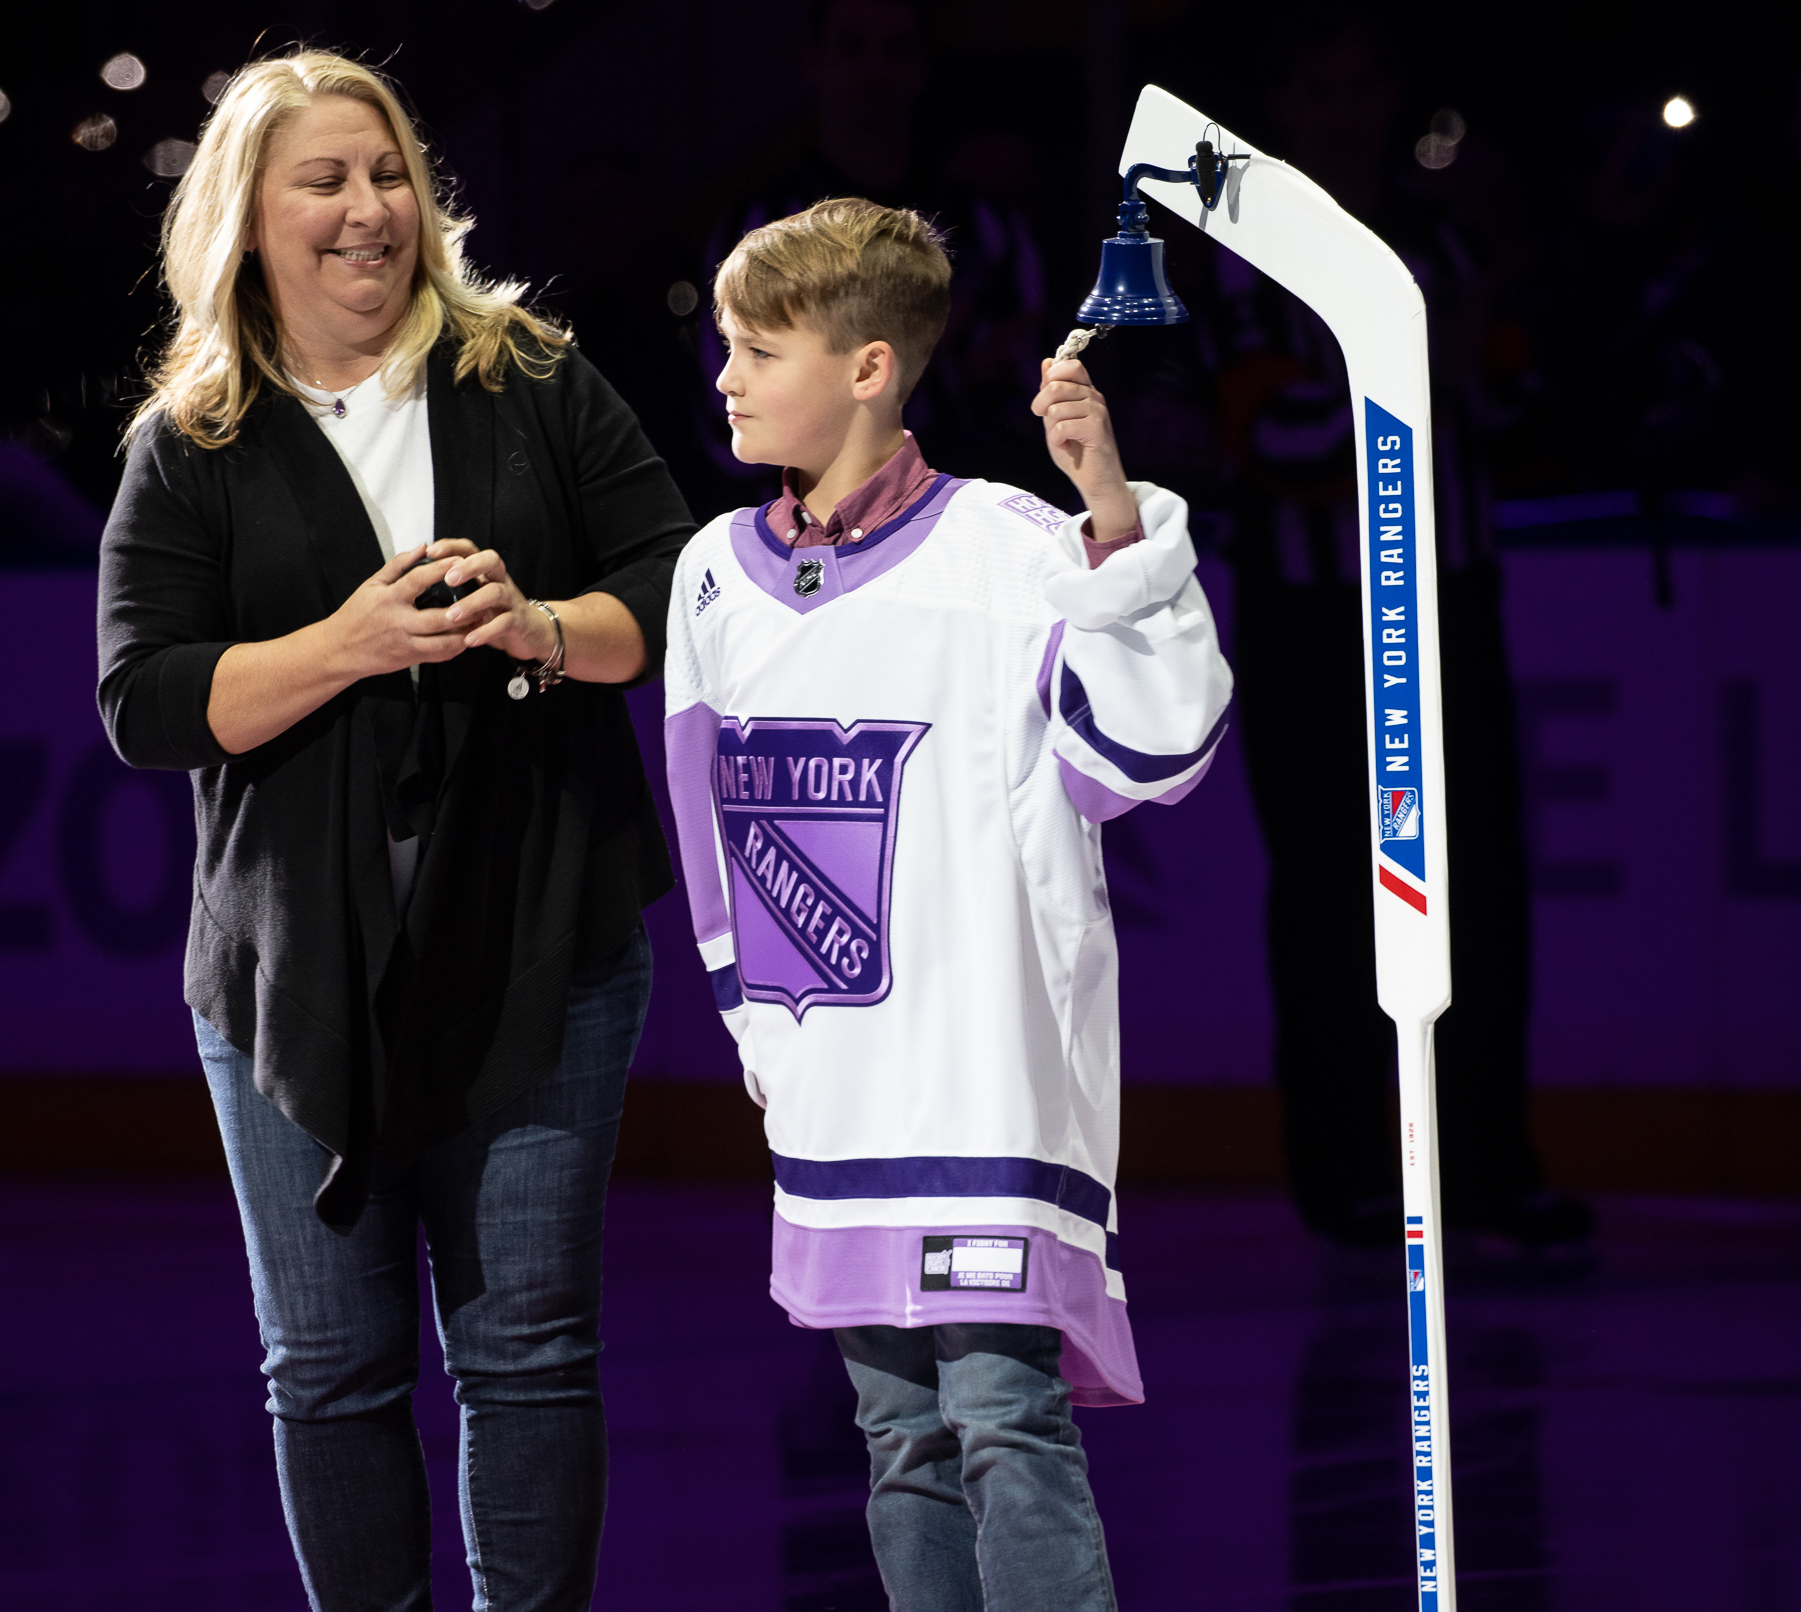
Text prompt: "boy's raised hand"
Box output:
[[1032, 357, 1140, 544]]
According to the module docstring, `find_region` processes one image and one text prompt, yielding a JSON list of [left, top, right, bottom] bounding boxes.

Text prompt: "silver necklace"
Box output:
[[294, 369, 374, 419]]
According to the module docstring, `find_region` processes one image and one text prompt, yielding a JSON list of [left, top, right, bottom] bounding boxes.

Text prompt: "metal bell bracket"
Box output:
[[1123, 135, 1248, 218]]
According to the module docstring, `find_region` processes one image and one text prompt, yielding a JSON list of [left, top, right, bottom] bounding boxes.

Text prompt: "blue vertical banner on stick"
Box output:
[[1406, 1216, 1440, 1608], [1365, 401, 1427, 885]]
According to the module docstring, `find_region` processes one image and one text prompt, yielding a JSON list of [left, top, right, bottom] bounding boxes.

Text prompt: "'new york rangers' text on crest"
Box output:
[[715, 717, 929, 1017]]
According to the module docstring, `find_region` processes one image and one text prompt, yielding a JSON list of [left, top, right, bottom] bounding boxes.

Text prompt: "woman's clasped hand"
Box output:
[[439, 546, 562, 665], [332, 540, 479, 675], [327, 540, 560, 676]]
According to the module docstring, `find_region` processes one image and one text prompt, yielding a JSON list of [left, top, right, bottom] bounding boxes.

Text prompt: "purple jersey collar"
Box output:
[[732, 474, 967, 615]]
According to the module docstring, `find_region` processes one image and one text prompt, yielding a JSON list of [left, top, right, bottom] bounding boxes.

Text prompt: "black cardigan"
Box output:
[[98, 342, 694, 1227]]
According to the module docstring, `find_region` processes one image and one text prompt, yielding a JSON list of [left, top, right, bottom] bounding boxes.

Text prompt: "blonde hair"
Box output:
[[714, 197, 951, 398], [132, 50, 567, 450]]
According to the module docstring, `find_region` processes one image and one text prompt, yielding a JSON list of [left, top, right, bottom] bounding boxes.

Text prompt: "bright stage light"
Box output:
[[101, 53, 148, 91], [1663, 96, 1696, 129]]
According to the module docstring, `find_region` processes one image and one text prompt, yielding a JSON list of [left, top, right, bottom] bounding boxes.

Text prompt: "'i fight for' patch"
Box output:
[[1365, 399, 1427, 889], [921, 1236, 1030, 1292], [715, 717, 929, 1018]]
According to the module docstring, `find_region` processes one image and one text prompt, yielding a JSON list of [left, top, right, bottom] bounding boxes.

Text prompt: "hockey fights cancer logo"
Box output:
[[714, 718, 930, 1017], [997, 491, 1072, 534], [1365, 400, 1429, 913]]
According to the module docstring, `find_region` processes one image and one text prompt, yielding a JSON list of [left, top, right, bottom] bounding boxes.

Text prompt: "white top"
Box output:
[[662, 476, 1234, 1406], [291, 369, 434, 562], [293, 369, 435, 913]]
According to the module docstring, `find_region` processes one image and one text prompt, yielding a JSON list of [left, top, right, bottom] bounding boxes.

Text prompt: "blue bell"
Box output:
[[1076, 195, 1189, 326]]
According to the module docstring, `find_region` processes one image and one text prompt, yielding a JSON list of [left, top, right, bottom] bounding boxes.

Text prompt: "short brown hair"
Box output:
[[714, 197, 951, 399]]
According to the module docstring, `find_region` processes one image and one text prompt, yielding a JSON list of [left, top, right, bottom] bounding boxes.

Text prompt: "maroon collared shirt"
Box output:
[[766, 432, 1141, 567]]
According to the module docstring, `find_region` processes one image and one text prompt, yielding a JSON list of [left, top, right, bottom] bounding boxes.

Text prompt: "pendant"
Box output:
[[331, 399, 346, 418], [507, 673, 530, 700]]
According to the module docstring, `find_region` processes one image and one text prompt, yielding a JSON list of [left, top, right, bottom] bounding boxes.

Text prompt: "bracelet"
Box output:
[[506, 599, 566, 699]]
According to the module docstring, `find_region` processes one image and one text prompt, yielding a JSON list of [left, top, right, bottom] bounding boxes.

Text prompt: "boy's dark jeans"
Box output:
[[836, 1322, 1118, 1612]]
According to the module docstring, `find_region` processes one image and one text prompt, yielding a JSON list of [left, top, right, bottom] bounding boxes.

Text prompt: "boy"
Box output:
[[663, 198, 1233, 1610]]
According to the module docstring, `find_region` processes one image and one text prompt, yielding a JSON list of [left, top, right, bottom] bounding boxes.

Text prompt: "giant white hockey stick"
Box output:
[[1117, 86, 1457, 1611]]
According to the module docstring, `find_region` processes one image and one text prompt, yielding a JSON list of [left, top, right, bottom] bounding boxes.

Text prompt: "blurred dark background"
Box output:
[[7, 0, 1800, 541]]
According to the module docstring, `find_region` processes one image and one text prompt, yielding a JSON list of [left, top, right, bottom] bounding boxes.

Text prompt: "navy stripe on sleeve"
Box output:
[[709, 964, 744, 1011], [1058, 663, 1230, 784]]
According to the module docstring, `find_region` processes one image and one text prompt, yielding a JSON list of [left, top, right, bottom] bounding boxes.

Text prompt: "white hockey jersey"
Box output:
[[663, 473, 1233, 1406]]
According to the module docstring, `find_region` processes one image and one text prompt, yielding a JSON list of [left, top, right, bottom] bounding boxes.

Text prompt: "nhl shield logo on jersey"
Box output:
[[715, 717, 930, 1017], [1378, 786, 1420, 841]]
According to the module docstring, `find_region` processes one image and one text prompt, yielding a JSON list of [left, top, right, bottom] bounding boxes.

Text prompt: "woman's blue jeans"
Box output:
[[835, 1323, 1118, 1612], [195, 929, 651, 1612]]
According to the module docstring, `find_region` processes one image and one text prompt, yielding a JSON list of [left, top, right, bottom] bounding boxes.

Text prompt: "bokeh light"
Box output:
[[100, 53, 148, 91], [667, 280, 700, 316], [1429, 107, 1467, 143], [1662, 95, 1696, 129], [1415, 107, 1466, 170], [144, 138, 197, 177], [522, 0, 557, 9], [72, 113, 118, 151], [1415, 134, 1457, 170], [202, 70, 232, 104], [0, 89, 12, 124]]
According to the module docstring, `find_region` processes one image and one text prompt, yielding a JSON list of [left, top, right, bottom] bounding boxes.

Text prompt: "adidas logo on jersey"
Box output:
[[695, 569, 722, 616]]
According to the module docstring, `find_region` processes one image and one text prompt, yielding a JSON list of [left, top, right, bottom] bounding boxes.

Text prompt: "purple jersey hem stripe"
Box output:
[[708, 964, 743, 1011], [771, 1152, 1112, 1229], [770, 1216, 1143, 1407]]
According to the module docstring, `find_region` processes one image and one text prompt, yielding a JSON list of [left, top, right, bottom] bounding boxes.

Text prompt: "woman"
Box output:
[[97, 51, 693, 1611]]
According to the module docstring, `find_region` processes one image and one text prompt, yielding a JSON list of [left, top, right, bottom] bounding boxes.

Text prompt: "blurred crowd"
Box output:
[[5, 0, 1799, 560]]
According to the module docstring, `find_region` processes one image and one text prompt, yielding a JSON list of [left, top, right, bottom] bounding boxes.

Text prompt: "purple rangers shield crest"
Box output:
[[715, 717, 930, 1018]]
